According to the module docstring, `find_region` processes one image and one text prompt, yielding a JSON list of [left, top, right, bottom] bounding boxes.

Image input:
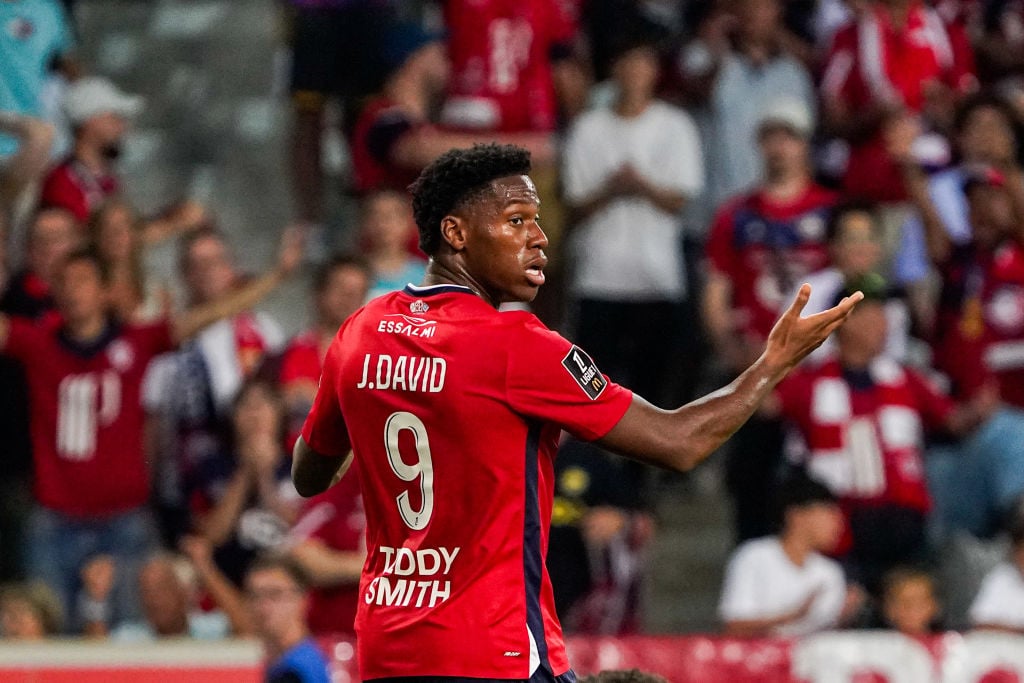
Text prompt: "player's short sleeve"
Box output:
[[505, 316, 632, 441], [1, 317, 46, 363], [300, 342, 351, 457]]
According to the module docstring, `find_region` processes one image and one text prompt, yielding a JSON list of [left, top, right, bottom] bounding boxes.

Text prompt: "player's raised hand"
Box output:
[[763, 284, 863, 374]]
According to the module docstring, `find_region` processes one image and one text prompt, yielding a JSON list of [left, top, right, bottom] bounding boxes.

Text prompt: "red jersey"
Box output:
[[777, 357, 954, 513], [2, 318, 174, 516], [821, 3, 975, 202], [301, 283, 632, 679], [40, 157, 119, 223], [705, 184, 835, 342], [934, 240, 1024, 407], [440, 0, 576, 133], [289, 459, 365, 636], [281, 330, 323, 390]]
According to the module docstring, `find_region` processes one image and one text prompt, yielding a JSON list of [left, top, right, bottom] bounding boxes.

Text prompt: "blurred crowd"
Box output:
[[3, 0, 1024, 672]]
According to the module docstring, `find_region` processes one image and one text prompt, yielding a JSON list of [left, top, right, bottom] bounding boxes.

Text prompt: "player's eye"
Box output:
[[509, 216, 523, 226]]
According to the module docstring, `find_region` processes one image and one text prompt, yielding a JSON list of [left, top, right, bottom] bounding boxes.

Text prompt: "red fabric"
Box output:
[[280, 330, 323, 387], [441, 0, 577, 132], [233, 313, 268, 378], [705, 185, 835, 342], [290, 461, 365, 636], [776, 359, 954, 513], [40, 158, 119, 223], [301, 286, 632, 679], [934, 240, 1024, 407], [822, 3, 976, 202], [350, 96, 424, 195], [2, 318, 174, 516]]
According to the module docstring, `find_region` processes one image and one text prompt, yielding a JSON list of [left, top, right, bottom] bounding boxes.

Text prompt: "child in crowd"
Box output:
[[880, 567, 941, 636], [360, 190, 425, 301]]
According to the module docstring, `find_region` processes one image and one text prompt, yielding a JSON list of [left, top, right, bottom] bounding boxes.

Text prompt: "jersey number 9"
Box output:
[[384, 411, 435, 530]]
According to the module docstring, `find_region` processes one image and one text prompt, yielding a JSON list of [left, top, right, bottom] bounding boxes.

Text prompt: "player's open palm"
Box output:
[[764, 284, 863, 373]]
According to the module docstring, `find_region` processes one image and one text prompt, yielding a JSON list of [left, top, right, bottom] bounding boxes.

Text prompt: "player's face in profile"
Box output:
[[460, 174, 548, 304], [56, 260, 108, 324]]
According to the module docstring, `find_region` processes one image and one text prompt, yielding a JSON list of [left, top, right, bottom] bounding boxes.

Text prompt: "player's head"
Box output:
[[55, 247, 112, 326], [409, 144, 546, 305], [833, 277, 890, 365], [244, 554, 311, 645], [89, 197, 141, 265], [27, 207, 80, 283], [964, 166, 1014, 248], [361, 189, 416, 255], [775, 473, 843, 553], [179, 226, 237, 304], [314, 254, 372, 329], [138, 553, 193, 636], [826, 200, 883, 279], [881, 567, 939, 636], [954, 90, 1018, 165]]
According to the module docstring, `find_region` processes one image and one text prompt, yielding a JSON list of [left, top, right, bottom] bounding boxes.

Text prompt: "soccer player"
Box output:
[[293, 144, 861, 681]]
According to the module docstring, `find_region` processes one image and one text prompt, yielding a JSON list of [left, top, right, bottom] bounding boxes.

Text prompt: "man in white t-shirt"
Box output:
[[719, 475, 852, 637], [970, 509, 1024, 633]]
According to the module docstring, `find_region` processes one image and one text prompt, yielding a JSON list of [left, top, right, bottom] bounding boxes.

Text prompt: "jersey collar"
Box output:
[[403, 283, 475, 297]]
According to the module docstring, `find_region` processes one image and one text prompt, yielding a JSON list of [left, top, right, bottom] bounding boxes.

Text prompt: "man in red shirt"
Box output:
[[292, 144, 861, 680], [703, 101, 836, 541], [0, 232, 302, 633]]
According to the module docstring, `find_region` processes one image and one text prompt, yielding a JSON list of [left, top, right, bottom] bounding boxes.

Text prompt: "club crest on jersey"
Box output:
[[410, 300, 429, 314], [561, 345, 607, 400], [106, 339, 135, 372]]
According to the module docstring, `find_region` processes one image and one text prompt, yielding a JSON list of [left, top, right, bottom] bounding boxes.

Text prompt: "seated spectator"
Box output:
[[0, 581, 62, 639], [0, 206, 79, 321], [785, 201, 911, 363], [881, 567, 942, 636], [193, 379, 302, 586], [244, 555, 331, 683], [281, 254, 371, 442], [0, 233, 301, 633], [286, 459, 366, 636], [361, 191, 426, 301], [718, 474, 853, 637], [969, 508, 1024, 633], [770, 283, 996, 591]]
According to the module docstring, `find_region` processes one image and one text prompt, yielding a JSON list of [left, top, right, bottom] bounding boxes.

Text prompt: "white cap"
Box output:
[[64, 76, 144, 125], [757, 98, 814, 138]]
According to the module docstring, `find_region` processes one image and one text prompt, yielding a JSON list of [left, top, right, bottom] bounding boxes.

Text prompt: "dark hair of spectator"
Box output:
[[774, 472, 836, 528], [247, 554, 311, 592], [579, 670, 669, 683], [314, 253, 372, 294], [408, 143, 532, 256], [881, 566, 937, 601], [607, 21, 665, 67], [231, 377, 288, 447], [825, 199, 879, 243], [953, 90, 1017, 136], [61, 246, 112, 284], [177, 225, 228, 273]]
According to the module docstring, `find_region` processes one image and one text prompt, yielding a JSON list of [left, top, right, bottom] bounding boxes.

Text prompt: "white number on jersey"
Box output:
[[56, 371, 122, 461], [488, 18, 533, 94], [384, 411, 435, 530]]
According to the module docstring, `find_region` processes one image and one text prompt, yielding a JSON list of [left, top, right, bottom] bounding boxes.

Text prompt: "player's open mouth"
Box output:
[[525, 264, 545, 286]]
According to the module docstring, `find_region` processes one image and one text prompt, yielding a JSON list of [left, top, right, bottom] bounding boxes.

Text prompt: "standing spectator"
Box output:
[[361, 190, 426, 300], [244, 556, 331, 683], [286, 460, 366, 637], [770, 284, 996, 591], [677, 0, 816, 213], [0, 206, 78, 321], [192, 379, 302, 586], [0, 0, 74, 156], [881, 567, 942, 635], [0, 233, 301, 632], [703, 100, 835, 542], [144, 227, 287, 545], [718, 475, 852, 637], [821, 0, 977, 251], [562, 31, 703, 406], [969, 508, 1024, 633]]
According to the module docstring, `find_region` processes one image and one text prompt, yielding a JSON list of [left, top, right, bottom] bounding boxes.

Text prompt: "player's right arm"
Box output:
[[597, 285, 862, 472]]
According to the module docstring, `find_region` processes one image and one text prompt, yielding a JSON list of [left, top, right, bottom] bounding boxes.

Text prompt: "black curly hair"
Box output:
[[408, 143, 532, 255]]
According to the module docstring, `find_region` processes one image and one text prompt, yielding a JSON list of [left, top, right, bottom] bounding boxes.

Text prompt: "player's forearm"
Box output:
[[171, 268, 285, 344], [292, 437, 352, 497]]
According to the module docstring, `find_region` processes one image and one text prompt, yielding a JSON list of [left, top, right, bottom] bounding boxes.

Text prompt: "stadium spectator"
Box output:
[[286, 460, 365, 636], [281, 254, 371, 443], [144, 227, 288, 545], [785, 201, 911, 363], [0, 207, 79, 321], [718, 474, 853, 637], [0, 233, 301, 633], [820, 0, 977, 251], [192, 379, 302, 586], [969, 507, 1024, 633], [562, 30, 703, 407], [973, 0, 1024, 86], [676, 0, 815, 212], [703, 99, 835, 541], [770, 283, 997, 591], [0, 0, 74, 157], [0, 581, 62, 639], [881, 567, 942, 635], [244, 555, 331, 683], [0, 111, 54, 220], [361, 190, 426, 301]]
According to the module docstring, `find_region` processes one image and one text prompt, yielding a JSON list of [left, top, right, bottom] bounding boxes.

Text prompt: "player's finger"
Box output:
[[784, 283, 812, 320], [805, 291, 863, 328]]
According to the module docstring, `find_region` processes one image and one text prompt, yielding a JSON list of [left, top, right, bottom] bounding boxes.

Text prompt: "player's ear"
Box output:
[[439, 215, 467, 251]]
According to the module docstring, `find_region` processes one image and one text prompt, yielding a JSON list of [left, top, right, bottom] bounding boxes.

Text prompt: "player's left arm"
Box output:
[[169, 226, 303, 345], [598, 285, 862, 471], [292, 438, 352, 497]]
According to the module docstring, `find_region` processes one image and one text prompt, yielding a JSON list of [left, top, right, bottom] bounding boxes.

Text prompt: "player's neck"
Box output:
[[64, 314, 109, 343], [422, 260, 499, 308]]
